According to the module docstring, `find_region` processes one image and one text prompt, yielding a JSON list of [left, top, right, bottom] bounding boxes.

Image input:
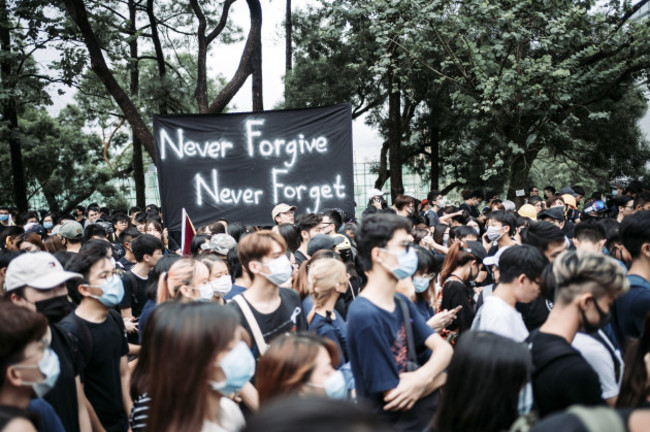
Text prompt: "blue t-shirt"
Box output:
[[138, 299, 156, 344], [29, 398, 66, 432], [413, 297, 435, 322], [612, 274, 650, 349], [223, 284, 247, 301], [309, 309, 349, 362], [347, 292, 434, 415]]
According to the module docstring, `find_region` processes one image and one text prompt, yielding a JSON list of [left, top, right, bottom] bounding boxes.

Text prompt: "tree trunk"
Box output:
[[62, 0, 155, 158], [0, 0, 27, 211], [146, 0, 167, 114], [285, 0, 292, 73], [208, 0, 262, 113], [387, 66, 404, 201], [252, 29, 263, 111], [430, 127, 440, 191], [128, 0, 145, 207], [507, 149, 539, 207], [374, 140, 389, 190]]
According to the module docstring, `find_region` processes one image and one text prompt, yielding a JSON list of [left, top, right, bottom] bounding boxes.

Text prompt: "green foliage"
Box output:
[[287, 0, 650, 195], [0, 106, 130, 212]]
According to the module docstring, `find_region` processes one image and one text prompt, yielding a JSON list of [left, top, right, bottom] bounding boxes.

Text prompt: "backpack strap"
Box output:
[[232, 294, 269, 356], [395, 295, 418, 372], [567, 406, 625, 432], [58, 313, 93, 367]]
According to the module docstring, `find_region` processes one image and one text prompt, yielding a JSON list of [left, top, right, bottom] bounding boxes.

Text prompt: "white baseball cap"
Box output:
[[367, 188, 387, 199], [5, 252, 82, 292]]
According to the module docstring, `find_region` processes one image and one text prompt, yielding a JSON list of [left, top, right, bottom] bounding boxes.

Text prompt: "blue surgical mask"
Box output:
[[413, 276, 432, 294], [0, 214, 8, 222], [43, 222, 53, 229], [90, 275, 125, 307], [309, 370, 347, 400], [209, 341, 255, 396], [259, 255, 293, 286], [381, 247, 418, 280], [15, 347, 61, 398]]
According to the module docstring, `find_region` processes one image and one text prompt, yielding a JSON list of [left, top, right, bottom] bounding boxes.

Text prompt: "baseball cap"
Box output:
[[272, 203, 297, 222], [483, 246, 510, 267], [201, 233, 237, 255], [307, 234, 345, 256], [583, 200, 608, 215], [462, 241, 487, 263], [518, 204, 538, 221], [538, 206, 564, 221], [502, 200, 516, 212], [367, 188, 387, 199], [331, 233, 351, 253], [59, 221, 84, 240], [559, 187, 578, 198], [561, 194, 577, 209], [5, 252, 81, 292]]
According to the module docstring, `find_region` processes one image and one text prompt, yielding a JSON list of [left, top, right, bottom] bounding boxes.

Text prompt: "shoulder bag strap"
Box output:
[[395, 295, 418, 369], [232, 295, 269, 355]]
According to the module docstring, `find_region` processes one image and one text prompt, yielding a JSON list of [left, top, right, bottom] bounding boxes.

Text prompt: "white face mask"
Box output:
[[14, 347, 61, 398], [194, 283, 214, 302], [209, 275, 232, 296], [259, 255, 293, 286]]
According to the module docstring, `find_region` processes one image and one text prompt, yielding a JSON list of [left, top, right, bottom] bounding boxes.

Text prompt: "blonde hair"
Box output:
[[157, 258, 209, 303], [552, 250, 629, 305], [306, 258, 347, 324]]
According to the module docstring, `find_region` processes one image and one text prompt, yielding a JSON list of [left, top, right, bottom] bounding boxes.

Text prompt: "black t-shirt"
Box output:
[[294, 250, 308, 269], [440, 280, 475, 333], [117, 256, 135, 272], [530, 331, 604, 417], [120, 271, 148, 318], [47, 323, 83, 432], [459, 202, 479, 218], [517, 294, 552, 331], [72, 313, 129, 432], [228, 288, 307, 359]]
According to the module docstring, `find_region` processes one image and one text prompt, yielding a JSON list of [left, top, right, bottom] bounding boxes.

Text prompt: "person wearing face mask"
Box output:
[[4, 252, 92, 432], [528, 250, 629, 418], [201, 255, 233, 303], [436, 241, 487, 344], [391, 195, 417, 220], [61, 249, 131, 432], [228, 231, 307, 360], [131, 302, 252, 432], [482, 210, 517, 255], [257, 333, 345, 405], [156, 258, 212, 304], [0, 303, 65, 432], [347, 214, 453, 431]]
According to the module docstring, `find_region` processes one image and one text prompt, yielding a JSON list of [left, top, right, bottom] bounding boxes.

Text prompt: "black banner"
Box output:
[[153, 103, 354, 231]]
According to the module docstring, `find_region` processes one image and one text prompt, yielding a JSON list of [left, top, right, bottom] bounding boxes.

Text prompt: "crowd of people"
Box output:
[[0, 180, 649, 432]]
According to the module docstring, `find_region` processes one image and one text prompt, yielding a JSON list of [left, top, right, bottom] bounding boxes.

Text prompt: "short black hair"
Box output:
[[128, 206, 141, 215], [321, 209, 343, 232], [427, 190, 441, 202], [134, 212, 147, 225], [574, 221, 606, 243], [498, 245, 547, 284], [119, 227, 141, 245], [414, 245, 439, 275], [111, 213, 129, 225], [227, 222, 247, 242], [544, 186, 556, 195], [356, 213, 411, 272], [295, 213, 322, 234], [634, 191, 650, 210], [486, 210, 516, 234], [620, 210, 650, 259], [454, 225, 479, 241], [572, 186, 585, 197], [227, 246, 242, 281], [190, 234, 210, 257], [131, 234, 164, 262], [528, 196, 543, 205], [521, 221, 565, 251]]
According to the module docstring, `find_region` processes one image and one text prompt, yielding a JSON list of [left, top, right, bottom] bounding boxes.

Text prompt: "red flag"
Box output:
[[181, 208, 196, 256]]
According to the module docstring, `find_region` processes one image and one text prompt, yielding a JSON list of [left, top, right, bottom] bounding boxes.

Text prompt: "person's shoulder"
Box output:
[[347, 297, 380, 323], [279, 287, 301, 303]]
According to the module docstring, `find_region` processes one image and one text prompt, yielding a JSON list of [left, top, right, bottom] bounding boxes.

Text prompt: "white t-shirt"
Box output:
[[201, 398, 246, 432], [472, 295, 529, 342], [572, 331, 623, 400]]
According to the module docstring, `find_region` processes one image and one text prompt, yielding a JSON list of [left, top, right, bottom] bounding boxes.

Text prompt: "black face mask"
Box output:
[[35, 296, 73, 324], [580, 298, 611, 334]]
